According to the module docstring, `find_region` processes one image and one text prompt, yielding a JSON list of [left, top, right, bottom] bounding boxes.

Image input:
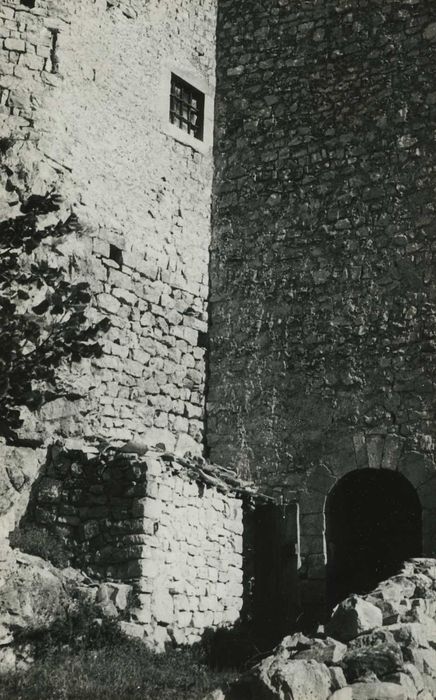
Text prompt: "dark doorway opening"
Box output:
[[326, 469, 422, 610], [205, 501, 300, 669], [242, 501, 300, 650]]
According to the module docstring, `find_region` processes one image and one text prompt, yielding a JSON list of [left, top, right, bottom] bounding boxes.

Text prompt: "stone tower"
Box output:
[[1, 0, 216, 454], [2, 0, 436, 637], [209, 0, 436, 613], [0, 0, 248, 650]]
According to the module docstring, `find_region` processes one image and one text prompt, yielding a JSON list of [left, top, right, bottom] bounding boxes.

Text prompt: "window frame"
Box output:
[[169, 73, 205, 142], [160, 62, 214, 154]]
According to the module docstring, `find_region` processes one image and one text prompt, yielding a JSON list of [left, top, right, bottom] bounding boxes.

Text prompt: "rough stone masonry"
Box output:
[[209, 0, 436, 613], [1, 0, 436, 652], [3, 445, 246, 650], [0, 0, 244, 650], [0, 0, 216, 452]]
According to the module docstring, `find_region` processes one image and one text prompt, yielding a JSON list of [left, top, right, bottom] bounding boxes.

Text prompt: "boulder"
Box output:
[[403, 595, 436, 621], [370, 581, 407, 604], [349, 682, 406, 700], [203, 691, 226, 700], [0, 446, 40, 524], [410, 559, 436, 580], [0, 646, 16, 675], [342, 629, 403, 683], [401, 663, 424, 693], [97, 582, 131, 613], [377, 574, 432, 600], [366, 594, 410, 625], [227, 658, 335, 700], [118, 621, 144, 639], [421, 674, 436, 697], [330, 689, 353, 700], [276, 632, 312, 657], [277, 632, 347, 665], [386, 620, 436, 650], [411, 574, 433, 598], [407, 647, 436, 679], [0, 550, 99, 644], [326, 595, 383, 643], [0, 552, 67, 632], [330, 666, 348, 690], [271, 660, 334, 700], [383, 672, 418, 700]]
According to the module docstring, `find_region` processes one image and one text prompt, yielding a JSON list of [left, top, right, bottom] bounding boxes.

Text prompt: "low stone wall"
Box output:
[[22, 446, 246, 648]]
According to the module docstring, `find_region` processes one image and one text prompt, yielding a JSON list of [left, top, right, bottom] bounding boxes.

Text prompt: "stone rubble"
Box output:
[[0, 551, 100, 674], [208, 559, 436, 700], [0, 547, 160, 673], [326, 596, 384, 643]]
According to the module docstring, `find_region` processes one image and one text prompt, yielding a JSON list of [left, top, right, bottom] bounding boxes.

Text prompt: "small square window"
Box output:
[[170, 73, 205, 142]]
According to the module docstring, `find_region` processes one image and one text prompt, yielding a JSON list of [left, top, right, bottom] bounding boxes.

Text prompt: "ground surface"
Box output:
[[0, 639, 235, 700]]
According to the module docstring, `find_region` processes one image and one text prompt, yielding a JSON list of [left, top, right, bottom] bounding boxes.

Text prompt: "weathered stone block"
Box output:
[[382, 436, 404, 471], [342, 629, 403, 683], [118, 621, 144, 639], [326, 595, 383, 643], [152, 588, 174, 625], [132, 497, 161, 519], [366, 435, 384, 470], [4, 38, 26, 52], [423, 23, 436, 41], [97, 293, 121, 314], [349, 682, 406, 700]]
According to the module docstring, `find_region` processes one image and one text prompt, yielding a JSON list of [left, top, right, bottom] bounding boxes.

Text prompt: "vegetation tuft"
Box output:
[[0, 601, 237, 700], [10, 526, 71, 569]]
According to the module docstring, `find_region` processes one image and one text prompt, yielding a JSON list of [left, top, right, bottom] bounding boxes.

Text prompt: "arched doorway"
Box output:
[[325, 469, 422, 609]]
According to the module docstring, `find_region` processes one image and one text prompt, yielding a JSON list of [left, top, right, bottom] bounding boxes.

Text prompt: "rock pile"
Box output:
[[209, 559, 436, 700], [0, 550, 131, 674]]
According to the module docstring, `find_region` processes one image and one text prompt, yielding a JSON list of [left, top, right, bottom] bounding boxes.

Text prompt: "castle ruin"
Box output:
[[0, 0, 436, 648]]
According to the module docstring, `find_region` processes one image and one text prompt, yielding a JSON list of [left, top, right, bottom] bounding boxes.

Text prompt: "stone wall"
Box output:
[[0, 0, 216, 453], [209, 0, 436, 600], [22, 447, 244, 648]]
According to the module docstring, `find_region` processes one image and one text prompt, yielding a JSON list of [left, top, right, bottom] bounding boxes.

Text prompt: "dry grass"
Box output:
[[0, 601, 237, 700], [0, 642, 236, 700]]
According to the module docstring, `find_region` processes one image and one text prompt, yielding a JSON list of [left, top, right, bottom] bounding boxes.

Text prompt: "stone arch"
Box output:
[[298, 432, 435, 592], [325, 468, 422, 608]]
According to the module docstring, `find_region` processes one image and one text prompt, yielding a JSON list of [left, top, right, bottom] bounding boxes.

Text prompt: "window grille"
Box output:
[[170, 73, 205, 141]]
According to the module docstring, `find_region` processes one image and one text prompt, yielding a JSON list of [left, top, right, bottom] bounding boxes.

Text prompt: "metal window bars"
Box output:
[[170, 74, 205, 141]]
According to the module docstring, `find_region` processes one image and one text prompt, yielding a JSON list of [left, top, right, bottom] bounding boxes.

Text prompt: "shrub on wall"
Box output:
[[0, 189, 109, 443], [9, 526, 71, 569]]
